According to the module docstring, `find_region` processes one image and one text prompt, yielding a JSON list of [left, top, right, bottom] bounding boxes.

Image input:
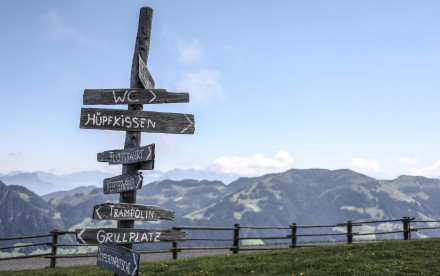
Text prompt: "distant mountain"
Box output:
[[3, 168, 440, 250], [0, 181, 65, 251], [0, 169, 237, 196], [41, 186, 98, 201], [144, 168, 238, 184], [0, 171, 115, 196], [0, 173, 57, 196]]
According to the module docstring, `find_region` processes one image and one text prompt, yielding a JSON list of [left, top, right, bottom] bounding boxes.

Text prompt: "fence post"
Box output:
[[402, 216, 410, 240], [172, 241, 178, 259], [346, 221, 353, 244], [50, 230, 58, 268], [233, 224, 240, 254], [289, 223, 297, 248]]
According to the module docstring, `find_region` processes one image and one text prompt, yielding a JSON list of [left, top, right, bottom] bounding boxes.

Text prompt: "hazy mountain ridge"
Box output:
[[0, 169, 238, 196], [0, 171, 116, 196], [2, 169, 440, 249]]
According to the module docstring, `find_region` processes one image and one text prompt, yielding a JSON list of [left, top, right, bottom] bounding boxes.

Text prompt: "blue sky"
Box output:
[[1, 0, 440, 180]]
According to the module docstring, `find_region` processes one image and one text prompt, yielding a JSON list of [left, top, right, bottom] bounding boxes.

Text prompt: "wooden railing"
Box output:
[[2, 216, 440, 268]]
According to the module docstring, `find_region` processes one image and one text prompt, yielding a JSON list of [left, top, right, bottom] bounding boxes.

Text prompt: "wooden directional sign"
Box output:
[[97, 244, 140, 276], [76, 228, 187, 245], [98, 144, 154, 165], [83, 89, 189, 105], [93, 203, 174, 221], [103, 172, 143, 194], [138, 54, 154, 89], [80, 108, 195, 134]]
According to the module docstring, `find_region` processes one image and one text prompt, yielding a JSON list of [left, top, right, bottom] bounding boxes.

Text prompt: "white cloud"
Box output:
[[7, 152, 21, 159], [211, 151, 294, 176], [408, 160, 440, 177], [397, 157, 418, 165], [175, 69, 224, 104], [350, 157, 379, 173], [176, 39, 206, 65], [44, 9, 97, 45]]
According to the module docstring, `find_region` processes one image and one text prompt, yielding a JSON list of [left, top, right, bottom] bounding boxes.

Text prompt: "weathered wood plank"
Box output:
[[80, 108, 195, 134], [76, 228, 187, 245], [97, 244, 140, 276], [103, 173, 143, 194], [93, 203, 174, 221], [97, 144, 154, 165], [118, 6, 154, 250], [138, 54, 155, 89], [83, 89, 189, 105]]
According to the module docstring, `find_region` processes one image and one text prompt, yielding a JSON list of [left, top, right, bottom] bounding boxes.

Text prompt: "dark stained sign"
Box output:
[[103, 172, 143, 194], [97, 144, 154, 165], [97, 244, 140, 276], [83, 88, 189, 105], [93, 203, 174, 221], [76, 228, 187, 245], [80, 108, 195, 134], [138, 54, 154, 89]]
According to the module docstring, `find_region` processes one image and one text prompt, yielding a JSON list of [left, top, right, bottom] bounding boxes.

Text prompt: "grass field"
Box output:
[[1, 238, 440, 275]]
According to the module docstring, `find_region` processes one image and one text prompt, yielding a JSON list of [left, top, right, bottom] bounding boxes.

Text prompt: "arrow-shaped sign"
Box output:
[[97, 244, 140, 276], [102, 172, 143, 194], [97, 144, 154, 165], [138, 54, 154, 89], [76, 228, 187, 245], [93, 203, 174, 221], [83, 89, 189, 105], [80, 108, 195, 134]]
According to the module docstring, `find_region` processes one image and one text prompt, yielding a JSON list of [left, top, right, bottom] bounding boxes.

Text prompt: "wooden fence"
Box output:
[[2, 216, 440, 268]]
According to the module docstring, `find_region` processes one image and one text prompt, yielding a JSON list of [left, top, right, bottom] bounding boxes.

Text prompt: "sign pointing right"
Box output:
[[80, 108, 195, 134]]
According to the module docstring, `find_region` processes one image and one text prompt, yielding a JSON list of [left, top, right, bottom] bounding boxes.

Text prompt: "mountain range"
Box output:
[[2, 168, 440, 252], [0, 169, 238, 196]]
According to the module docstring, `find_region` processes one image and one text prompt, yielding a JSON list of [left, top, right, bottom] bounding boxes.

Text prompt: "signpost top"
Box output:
[[83, 89, 189, 105]]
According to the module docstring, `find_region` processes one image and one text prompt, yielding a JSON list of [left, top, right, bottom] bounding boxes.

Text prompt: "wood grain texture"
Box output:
[[83, 89, 189, 105], [138, 54, 154, 89], [93, 203, 174, 221], [97, 144, 154, 164], [97, 244, 140, 276], [120, 6, 154, 237], [76, 228, 187, 245], [102, 173, 143, 194], [80, 108, 195, 134]]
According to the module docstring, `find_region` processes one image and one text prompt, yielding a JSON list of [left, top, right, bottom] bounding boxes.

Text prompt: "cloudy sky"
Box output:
[[1, 0, 440, 180]]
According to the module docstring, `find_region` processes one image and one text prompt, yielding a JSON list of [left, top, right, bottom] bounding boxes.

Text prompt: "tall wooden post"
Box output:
[[403, 216, 410, 240], [346, 221, 353, 244], [233, 224, 240, 254], [289, 223, 297, 248], [49, 230, 58, 268], [118, 7, 154, 248]]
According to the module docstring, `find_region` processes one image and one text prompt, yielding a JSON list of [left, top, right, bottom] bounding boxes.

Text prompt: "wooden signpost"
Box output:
[[83, 89, 189, 105], [138, 54, 155, 89], [77, 6, 194, 276], [97, 244, 140, 276], [77, 228, 187, 245], [80, 108, 194, 134], [98, 145, 154, 165], [103, 173, 143, 194], [93, 203, 174, 221]]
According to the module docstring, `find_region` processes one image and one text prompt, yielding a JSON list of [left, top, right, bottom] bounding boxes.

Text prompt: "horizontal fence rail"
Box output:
[[2, 216, 440, 268]]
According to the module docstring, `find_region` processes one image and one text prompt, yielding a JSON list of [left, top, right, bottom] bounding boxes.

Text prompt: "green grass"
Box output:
[[2, 238, 440, 275]]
